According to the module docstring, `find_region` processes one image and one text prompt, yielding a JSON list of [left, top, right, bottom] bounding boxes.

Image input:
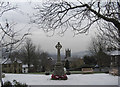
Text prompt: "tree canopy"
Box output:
[[33, 0, 120, 36]]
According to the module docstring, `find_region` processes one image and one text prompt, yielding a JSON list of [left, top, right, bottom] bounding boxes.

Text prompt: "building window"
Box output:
[[19, 64, 21, 67], [4, 64, 7, 68], [19, 69, 21, 73], [9, 64, 11, 67]]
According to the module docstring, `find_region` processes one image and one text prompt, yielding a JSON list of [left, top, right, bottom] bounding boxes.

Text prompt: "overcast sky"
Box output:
[[0, 1, 98, 55]]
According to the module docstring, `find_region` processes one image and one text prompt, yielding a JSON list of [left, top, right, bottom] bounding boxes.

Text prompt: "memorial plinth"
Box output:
[[51, 42, 67, 80]]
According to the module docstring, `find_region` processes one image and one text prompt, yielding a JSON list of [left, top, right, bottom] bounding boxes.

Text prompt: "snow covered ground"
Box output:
[[3, 73, 118, 85]]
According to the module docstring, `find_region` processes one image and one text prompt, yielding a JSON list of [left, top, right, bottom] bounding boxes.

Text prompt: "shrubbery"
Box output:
[[3, 81, 12, 87], [45, 72, 50, 75], [2, 73, 5, 78], [3, 80, 28, 87], [66, 71, 71, 75]]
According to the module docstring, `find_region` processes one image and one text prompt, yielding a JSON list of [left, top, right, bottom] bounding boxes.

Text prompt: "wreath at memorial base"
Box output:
[[51, 74, 68, 80]]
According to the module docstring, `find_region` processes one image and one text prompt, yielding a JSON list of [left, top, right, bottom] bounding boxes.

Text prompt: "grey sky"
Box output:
[[0, 1, 98, 54]]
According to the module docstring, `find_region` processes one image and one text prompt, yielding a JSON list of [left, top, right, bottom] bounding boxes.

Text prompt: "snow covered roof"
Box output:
[[47, 57, 54, 60], [95, 65, 99, 68], [110, 50, 120, 56], [22, 65, 28, 68], [14, 58, 22, 63], [22, 64, 34, 68], [2, 58, 22, 64], [2, 58, 11, 64]]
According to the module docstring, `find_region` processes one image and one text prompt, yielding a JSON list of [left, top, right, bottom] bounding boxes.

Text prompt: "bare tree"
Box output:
[[32, 0, 120, 73], [0, 2, 30, 56], [0, 22, 30, 47], [97, 22, 119, 49], [33, 47, 42, 72], [0, 2, 18, 86], [33, 1, 119, 33], [40, 52, 49, 72], [89, 36, 111, 71], [0, 2, 17, 45], [0, 2, 31, 85], [19, 39, 50, 72], [89, 35, 115, 55], [20, 38, 36, 73], [32, 0, 120, 50]]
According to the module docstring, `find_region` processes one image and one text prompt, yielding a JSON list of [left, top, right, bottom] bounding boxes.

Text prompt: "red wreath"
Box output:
[[51, 74, 68, 80]]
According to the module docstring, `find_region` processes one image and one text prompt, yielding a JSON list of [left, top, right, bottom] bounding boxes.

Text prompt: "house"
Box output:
[[110, 50, 120, 67], [22, 64, 28, 73], [109, 50, 120, 75], [22, 64, 34, 73], [2, 58, 22, 73], [2, 57, 36, 73]]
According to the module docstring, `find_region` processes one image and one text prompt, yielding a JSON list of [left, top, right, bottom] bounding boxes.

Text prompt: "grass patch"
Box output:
[[70, 71, 108, 74], [70, 71, 93, 74], [24, 71, 108, 74], [28, 72, 53, 74], [70, 71, 83, 74], [4, 71, 108, 75]]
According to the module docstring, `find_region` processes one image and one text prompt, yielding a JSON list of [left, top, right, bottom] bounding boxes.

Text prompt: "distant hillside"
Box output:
[[72, 51, 91, 58], [49, 54, 65, 60], [49, 51, 91, 59]]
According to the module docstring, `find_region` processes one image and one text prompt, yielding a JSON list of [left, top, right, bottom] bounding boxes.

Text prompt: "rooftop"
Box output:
[[109, 50, 120, 56], [2, 58, 22, 64]]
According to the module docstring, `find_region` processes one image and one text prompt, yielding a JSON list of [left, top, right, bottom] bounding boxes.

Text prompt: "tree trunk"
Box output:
[[118, 2, 120, 76], [118, 29, 120, 76], [28, 64, 30, 73], [0, 46, 3, 86]]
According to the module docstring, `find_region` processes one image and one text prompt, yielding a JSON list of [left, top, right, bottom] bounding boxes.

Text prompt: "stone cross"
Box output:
[[55, 42, 62, 62], [53, 42, 65, 76]]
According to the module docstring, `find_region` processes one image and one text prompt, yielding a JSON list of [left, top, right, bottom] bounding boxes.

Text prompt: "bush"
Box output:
[[3, 80, 28, 87], [2, 73, 5, 78], [13, 80, 28, 87], [3, 81, 12, 87], [66, 71, 71, 75], [45, 72, 50, 75]]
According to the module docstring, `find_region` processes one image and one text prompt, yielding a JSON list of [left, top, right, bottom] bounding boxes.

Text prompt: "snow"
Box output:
[[110, 50, 120, 56], [3, 73, 118, 85], [22, 65, 28, 68], [22, 64, 34, 68], [2, 58, 11, 64], [2, 58, 22, 64]]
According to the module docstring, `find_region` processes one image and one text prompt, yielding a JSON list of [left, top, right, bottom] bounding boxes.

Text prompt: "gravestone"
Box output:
[[53, 42, 65, 76]]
